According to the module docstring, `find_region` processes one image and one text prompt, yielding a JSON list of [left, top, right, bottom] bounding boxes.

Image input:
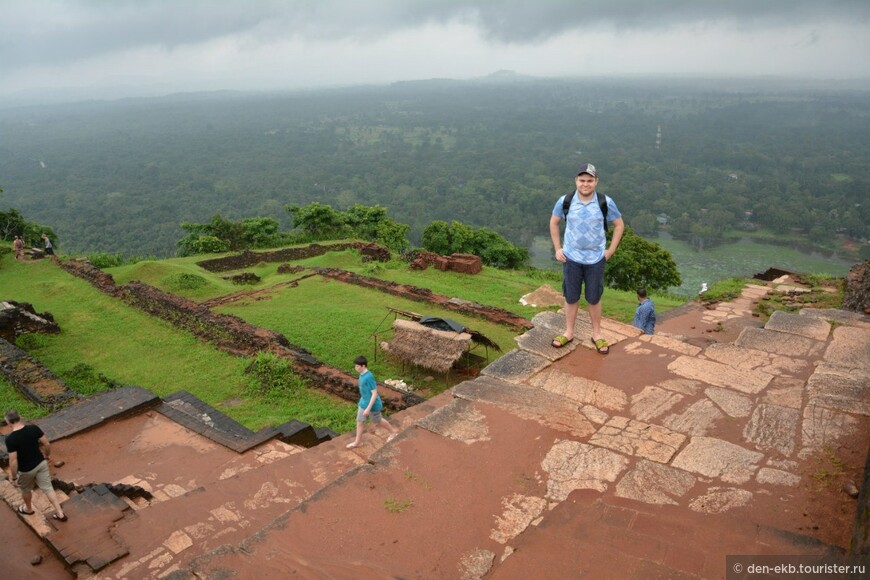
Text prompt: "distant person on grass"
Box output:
[[13, 235, 25, 261], [549, 163, 624, 354], [4, 409, 67, 521], [41, 233, 54, 257], [346, 356, 399, 449], [633, 287, 656, 335]]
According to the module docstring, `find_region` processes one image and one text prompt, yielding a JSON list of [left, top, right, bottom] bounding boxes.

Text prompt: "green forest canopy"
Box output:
[[0, 77, 867, 259]]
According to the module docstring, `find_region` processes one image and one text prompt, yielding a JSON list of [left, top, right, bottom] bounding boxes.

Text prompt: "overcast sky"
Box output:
[[2, 0, 869, 99]]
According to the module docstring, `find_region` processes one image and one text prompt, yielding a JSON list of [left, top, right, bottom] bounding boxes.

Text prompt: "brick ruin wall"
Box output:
[[314, 268, 533, 331], [59, 258, 423, 411], [195, 242, 388, 273], [410, 251, 483, 275]]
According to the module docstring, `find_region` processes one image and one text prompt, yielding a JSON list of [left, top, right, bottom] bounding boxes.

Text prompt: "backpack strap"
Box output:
[[596, 191, 609, 234], [562, 190, 610, 235], [561, 191, 574, 218]]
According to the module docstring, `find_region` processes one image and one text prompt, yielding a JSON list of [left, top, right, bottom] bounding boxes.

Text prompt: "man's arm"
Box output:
[[605, 217, 625, 260], [38, 434, 51, 462], [549, 215, 566, 263], [9, 451, 19, 485]]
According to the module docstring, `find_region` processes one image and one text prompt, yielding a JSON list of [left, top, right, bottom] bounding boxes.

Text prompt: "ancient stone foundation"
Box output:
[[58, 258, 423, 411]]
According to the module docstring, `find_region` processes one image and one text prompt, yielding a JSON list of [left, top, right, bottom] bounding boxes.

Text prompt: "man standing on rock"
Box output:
[[4, 409, 67, 521], [12, 235, 25, 261], [549, 163, 624, 354]]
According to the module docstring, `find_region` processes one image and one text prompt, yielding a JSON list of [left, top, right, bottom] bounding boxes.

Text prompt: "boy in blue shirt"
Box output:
[[633, 287, 656, 335], [346, 356, 399, 449]]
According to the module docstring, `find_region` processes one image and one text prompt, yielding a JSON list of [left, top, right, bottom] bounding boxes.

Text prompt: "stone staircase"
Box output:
[[174, 291, 869, 579], [3, 283, 868, 578]]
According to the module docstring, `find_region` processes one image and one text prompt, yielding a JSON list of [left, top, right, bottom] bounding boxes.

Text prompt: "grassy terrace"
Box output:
[[2, 245, 687, 432]]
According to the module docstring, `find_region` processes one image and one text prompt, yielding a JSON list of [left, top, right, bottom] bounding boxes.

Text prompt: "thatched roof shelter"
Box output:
[[380, 319, 472, 374]]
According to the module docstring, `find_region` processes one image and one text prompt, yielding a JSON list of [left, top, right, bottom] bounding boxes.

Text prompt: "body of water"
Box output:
[[529, 234, 855, 297]]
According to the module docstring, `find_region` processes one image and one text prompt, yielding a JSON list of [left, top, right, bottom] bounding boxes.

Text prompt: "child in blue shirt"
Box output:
[[633, 288, 656, 335], [346, 356, 399, 449]]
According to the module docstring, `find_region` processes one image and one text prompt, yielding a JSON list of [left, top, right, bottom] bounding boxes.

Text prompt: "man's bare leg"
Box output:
[[553, 300, 580, 347], [46, 489, 65, 519], [589, 301, 603, 341]]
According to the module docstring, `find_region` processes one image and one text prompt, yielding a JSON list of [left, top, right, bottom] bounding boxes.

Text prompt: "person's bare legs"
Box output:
[[589, 301, 603, 341], [45, 489, 65, 519], [20, 489, 33, 513], [379, 418, 399, 441], [553, 300, 580, 346], [347, 421, 365, 448]]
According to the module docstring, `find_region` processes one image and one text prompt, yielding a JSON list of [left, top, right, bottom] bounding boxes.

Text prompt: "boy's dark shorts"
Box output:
[[562, 257, 605, 305]]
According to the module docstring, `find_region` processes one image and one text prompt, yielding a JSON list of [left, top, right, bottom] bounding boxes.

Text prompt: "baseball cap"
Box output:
[[577, 163, 597, 178]]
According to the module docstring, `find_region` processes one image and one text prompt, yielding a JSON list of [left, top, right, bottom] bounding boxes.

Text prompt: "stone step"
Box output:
[[58, 433, 370, 578], [490, 489, 842, 579]]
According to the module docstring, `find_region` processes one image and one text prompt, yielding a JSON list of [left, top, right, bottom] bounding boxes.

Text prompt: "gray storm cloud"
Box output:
[[2, 0, 867, 73]]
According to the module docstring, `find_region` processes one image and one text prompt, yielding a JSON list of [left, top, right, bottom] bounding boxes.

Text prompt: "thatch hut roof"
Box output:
[[380, 319, 472, 374]]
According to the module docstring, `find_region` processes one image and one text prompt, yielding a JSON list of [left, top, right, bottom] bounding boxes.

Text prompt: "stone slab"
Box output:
[[480, 349, 551, 384], [799, 405, 860, 457], [702, 343, 809, 377], [806, 370, 870, 417], [668, 356, 773, 395], [671, 437, 764, 484], [663, 399, 724, 437], [705, 387, 753, 418], [656, 378, 702, 396], [734, 327, 825, 358], [541, 440, 629, 501], [588, 416, 686, 463], [615, 460, 696, 505], [688, 487, 753, 514], [416, 399, 491, 444], [453, 376, 596, 438], [630, 386, 684, 422], [514, 325, 578, 361], [668, 356, 772, 395], [34, 386, 161, 442], [800, 308, 870, 329], [742, 404, 800, 457], [637, 334, 702, 356], [489, 493, 548, 544], [529, 367, 628, 412], [756, 468, 801, 487], [823, 325, 870, 372], [761, 378, 805, 409], [764, 310, 831, 341]]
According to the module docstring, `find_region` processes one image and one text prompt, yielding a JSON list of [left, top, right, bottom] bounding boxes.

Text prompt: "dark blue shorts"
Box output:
[[562, 257, 605, 305]]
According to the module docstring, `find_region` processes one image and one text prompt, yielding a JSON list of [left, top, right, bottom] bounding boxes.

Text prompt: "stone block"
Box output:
[[742, 404, 800, 456], [541, 440, 629, 500], [668, 355, 772, 394], [671, 437, 764, 484], [529, 367, 628, 412], [764, 310, 830, 341], [615, 460, 696, 505], [589, 416, 686, 463]]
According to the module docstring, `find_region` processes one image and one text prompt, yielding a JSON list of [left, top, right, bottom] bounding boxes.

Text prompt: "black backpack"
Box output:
[[562, 190, 609, 235]]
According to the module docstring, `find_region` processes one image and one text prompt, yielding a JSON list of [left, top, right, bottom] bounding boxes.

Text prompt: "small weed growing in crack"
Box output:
[[385, 497, 414, 513]]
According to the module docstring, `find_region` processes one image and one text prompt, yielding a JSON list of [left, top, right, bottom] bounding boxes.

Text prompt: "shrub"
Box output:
[[245, 351, 306, 399]]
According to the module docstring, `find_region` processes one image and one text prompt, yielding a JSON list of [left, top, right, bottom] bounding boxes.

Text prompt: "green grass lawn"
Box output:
[[214, 271, 520, 395], [1, 256, 354, 432], [2, 245, 687, 431]]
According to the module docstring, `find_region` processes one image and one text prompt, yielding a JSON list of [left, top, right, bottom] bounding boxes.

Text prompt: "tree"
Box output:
[[605, 227, 682, 291], [421, 220, 529, 269], [241, 217, 281, 248], [286, 202, 347, 237], [1, 207, 57, 248]]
